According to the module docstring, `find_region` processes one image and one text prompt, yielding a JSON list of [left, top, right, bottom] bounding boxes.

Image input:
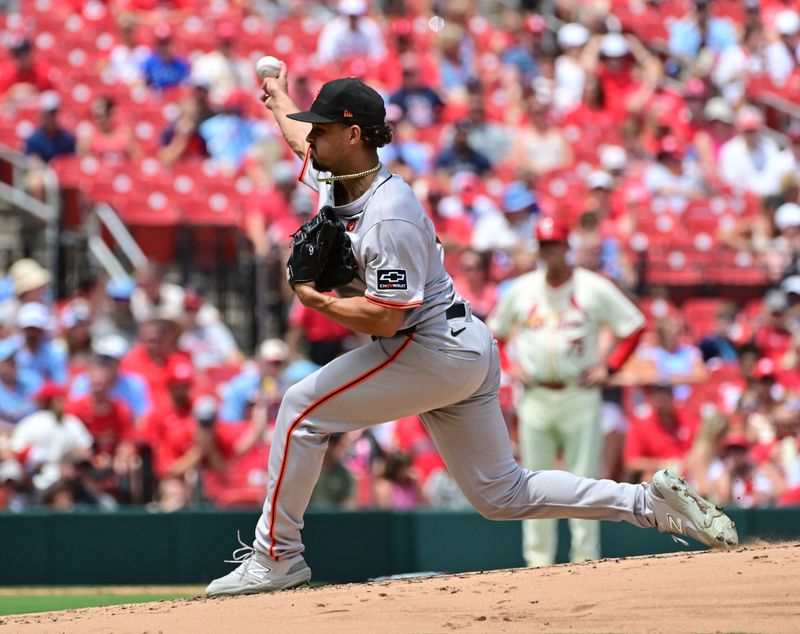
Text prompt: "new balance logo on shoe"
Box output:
[[667, 514, 684, 535]]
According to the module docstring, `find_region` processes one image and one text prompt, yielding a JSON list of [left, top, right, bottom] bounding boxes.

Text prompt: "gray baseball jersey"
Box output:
[[251, 163, 657, 562], [302, 164, 456, 328]]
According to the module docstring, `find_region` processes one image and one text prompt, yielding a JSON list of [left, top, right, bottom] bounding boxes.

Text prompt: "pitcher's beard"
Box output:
[[310, 156, 331, 173]]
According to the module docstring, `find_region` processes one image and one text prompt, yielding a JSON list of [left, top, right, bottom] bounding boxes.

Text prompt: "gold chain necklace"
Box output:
[[317, 163, 381, 182]]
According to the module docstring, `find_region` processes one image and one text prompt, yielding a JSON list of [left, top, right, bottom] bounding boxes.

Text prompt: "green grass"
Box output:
[[0, 593, 196, 616]]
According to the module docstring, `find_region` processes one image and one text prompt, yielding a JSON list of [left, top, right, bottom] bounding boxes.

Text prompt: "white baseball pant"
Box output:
[[519, 386, 603, 566], [254, 309, 654, 559]]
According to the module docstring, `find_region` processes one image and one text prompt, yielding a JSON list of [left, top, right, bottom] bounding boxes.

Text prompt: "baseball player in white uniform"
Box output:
[[489, 218, 646, 567], [205, 69, 737, 597]]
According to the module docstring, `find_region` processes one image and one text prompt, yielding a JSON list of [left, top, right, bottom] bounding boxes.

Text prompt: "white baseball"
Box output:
[[255, 56, 282, 79]]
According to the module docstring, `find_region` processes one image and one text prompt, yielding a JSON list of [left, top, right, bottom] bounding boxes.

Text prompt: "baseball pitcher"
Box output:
[[205, 67, 737, 597]]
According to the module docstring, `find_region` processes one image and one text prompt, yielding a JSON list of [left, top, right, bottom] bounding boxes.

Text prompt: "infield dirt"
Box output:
[[2, 542, 798, 633]]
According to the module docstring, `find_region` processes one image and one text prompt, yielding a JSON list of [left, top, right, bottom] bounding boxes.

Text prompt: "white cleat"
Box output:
[[205, 533, 312, 597], [647, 469, 739, 550]]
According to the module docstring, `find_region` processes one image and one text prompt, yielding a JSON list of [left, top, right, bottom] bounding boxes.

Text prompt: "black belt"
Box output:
[[445, 302, 466, 320], [374, 302, 467, 340]]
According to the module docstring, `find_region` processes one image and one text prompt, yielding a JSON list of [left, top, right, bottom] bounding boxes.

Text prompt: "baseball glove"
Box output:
[[287, 206, 356, 293]]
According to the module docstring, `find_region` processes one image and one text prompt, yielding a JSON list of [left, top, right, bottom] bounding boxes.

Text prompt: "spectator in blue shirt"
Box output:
[[141, 25, 190, 91], [388, 64, 445, 129], [0, 337, 40, 426], [199, 88, 268, 173], [14, 302, 67, 386], [24, 91, 75, 163], [68, 334, 151, 420], [220, 338, 289, 423], [669, 0, 736, 61], [434, 119, 492, 175]]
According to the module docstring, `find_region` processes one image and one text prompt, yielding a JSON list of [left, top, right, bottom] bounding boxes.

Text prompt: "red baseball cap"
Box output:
[[736, 107, 763, 132], [153, 23, 173, 41], [167, 359, 194, 385], [656, 135, 682, 158], [525, 15, 546, 33], [535, 217, 570, 243], [723, 433, 749, 450], [753, 357, 776, 379], [215, 21, 236, 41], [35, 381, 67, 404], [683, 77, 708, 99], [183, 291, 203, 310]]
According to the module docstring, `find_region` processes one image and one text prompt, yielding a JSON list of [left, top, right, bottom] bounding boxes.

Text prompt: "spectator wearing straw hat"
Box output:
[[7, 258, 51, 306]]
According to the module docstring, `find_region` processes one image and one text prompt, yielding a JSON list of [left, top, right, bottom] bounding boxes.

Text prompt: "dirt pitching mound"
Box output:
[[2, 542, 798, 633]]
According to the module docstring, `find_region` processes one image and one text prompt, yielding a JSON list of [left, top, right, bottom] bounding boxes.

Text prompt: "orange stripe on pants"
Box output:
[[267, 334, 414, 559]]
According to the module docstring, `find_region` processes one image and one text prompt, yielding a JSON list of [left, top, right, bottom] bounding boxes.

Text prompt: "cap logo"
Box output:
[[343, 109, 353, 118]]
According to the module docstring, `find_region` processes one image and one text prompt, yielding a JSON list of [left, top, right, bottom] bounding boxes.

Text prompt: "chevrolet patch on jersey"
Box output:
[[377, 269, 408, 290]]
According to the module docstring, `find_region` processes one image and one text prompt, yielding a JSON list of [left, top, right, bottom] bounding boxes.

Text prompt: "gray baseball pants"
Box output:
[[254, 308, 655, 559]]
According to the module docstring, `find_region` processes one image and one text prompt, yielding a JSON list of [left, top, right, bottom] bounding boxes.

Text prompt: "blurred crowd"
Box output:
[[0, 0, 800, 512]]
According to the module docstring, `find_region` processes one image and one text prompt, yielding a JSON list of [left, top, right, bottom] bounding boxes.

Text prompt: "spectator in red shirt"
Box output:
[[158, 93, 210, 167], [425, 181, 473, 259], [0, 38, 52, 103], [562, 73, 616, 137], [65, 363, 135, 457], [451, 249, 498, 322], [286, 298, 353, 366], [142, 358, 196, 479], [582, 33, 661, 126], [392, 416, 445, 485], [121, 317, 192, 414], [754, 290, 793, 362], [153, 394, 246, 487], [736, 357, 796, 446], [244, 161, 302, 258], [710, 433, 785, 508], [624, 383, 699, 482]]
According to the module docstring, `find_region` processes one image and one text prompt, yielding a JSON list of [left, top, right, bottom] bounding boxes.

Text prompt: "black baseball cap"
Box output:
[[287, 77, 385, 126]]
